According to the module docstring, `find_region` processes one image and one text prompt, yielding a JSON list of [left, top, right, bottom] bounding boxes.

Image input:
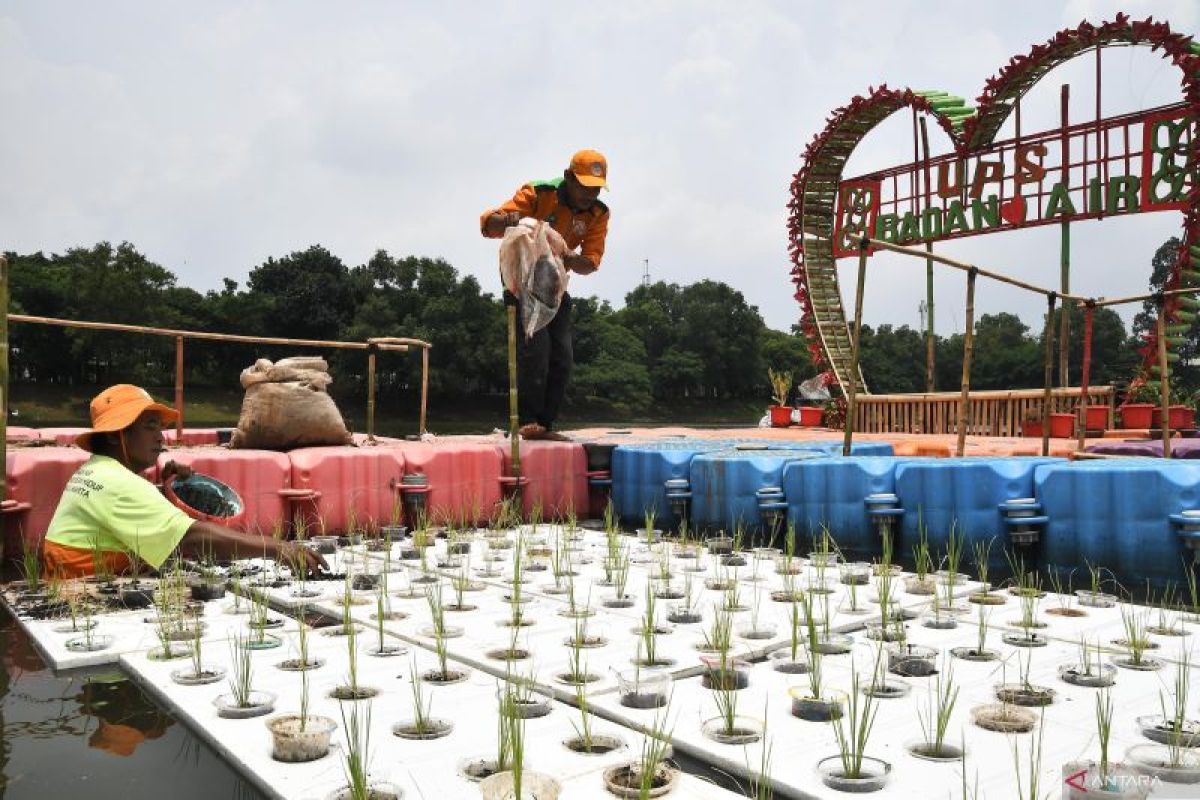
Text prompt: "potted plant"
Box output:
[[391, 655, 453, 740], [480, 687, 562, 800], [328, 702, 401, 800], [1153, 387, 1196, 430], [602, 705, 679, 798], [214, 633, 277, 718], [1021, 412, 1044, 438], [908, 658, 962, 762], [267, 623, 337, 762], [1121, 380, 1157, 429], [818, 668, 890, 792], [767, 368, 793, 427], [1049, 410, 1075, 438], [1061, 688, 1146, 799]]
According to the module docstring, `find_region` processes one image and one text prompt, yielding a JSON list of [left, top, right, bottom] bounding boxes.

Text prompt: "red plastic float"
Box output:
[[495, 441, 588, 520], [288, 446, 406, 534], [158, 448, 290, 534], [36, 427, 90, 446], [398, 441, 503, 525], [6, 427, 39, 443], [163, 428, 223, 447], [3, 447, 89, 559]]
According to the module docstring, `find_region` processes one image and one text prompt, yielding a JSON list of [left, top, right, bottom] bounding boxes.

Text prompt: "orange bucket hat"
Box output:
[[75, 384, 178, 452]]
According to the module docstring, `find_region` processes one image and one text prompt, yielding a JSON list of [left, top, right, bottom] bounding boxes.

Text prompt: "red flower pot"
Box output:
[[1084, 405, 1108, 432], [798, 406, 824, 427], [1152, 405, 1195, 430], [1120, 404, 1154, 429], [769, 406, 793, 427], [1048, 413, 1074, 438], [1021, 419, 1043, 438]]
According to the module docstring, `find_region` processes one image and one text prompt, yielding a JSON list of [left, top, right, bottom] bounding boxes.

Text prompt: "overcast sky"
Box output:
[[2, 0, 1197, 338]]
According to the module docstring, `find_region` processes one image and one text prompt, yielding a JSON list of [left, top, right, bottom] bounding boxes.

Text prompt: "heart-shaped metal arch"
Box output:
[[788, 14, 1200, 394]]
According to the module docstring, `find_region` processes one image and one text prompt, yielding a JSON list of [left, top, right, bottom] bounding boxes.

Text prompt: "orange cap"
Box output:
[[569, 149, 608, 188], [75, 384, 178, 451]]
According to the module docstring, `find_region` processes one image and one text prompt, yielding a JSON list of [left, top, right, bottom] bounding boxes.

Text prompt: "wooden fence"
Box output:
[[850, 386, 1115, 437]]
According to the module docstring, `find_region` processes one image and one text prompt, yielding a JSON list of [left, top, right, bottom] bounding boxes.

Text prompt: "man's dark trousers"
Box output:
[[513, 293, 572, 431]]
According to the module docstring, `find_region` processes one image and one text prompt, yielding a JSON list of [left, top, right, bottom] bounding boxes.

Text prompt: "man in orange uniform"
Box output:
[[481, 149, 610, 440]]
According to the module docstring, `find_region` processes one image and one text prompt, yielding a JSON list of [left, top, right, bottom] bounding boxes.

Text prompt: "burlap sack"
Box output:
[[230, 357, 352, 450]]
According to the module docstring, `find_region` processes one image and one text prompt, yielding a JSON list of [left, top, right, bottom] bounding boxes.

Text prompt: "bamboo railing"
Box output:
[[5, 312, 433, 439], [850, 386, 1115, 437]]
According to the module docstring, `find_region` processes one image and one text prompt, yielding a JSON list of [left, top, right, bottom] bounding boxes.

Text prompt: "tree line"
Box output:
[[3, 239, 1171, 419]]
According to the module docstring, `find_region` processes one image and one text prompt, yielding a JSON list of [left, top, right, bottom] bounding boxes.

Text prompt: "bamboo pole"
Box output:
[[419, 345, 429, 436], [1089, 286, 1200, 308], [1059, 84, 1072, 389], [843, 241, 870, 456], [1041, 294, 1056, 457], [9, 313, 420, 351], [864, 238, 1085, 301], [918, 117, 935, 393], [174, 336, 184, 439], [1076, 303, 1094, 453], [507, 305, 521, 485], [1158, 308, 1172, 458], [956, 269, 978, 456], [0, 256, 7, 505], [366, 345, 377, 442]]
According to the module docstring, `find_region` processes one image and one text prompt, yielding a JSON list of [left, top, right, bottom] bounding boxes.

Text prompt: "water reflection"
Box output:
[[0, 606, 265, 799]]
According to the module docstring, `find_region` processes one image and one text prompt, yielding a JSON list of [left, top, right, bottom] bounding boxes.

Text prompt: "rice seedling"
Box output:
[[1185, 558, 1200, 618], [787, 596, 805, 662], [802, 592, 825, 700], [657, 541, 672, 583], [710, 652, 742, 737], [1046, 566, 1075, 613], [831, 666, 881, 779], [912, 515, 933, 585], [338, 700, 374, 800], [1118, 600, 1154, 666], [569, 681, 595, 752], [342, 609, 363, 696], [1095, 686, 1114, 787], [18, 544, 41, 594], [89, 529, 115, 587], [746, 701, 773, 800], [916, 657, 959, 757], [970, 537, 993, 593], [499, 682, 528, 797], [942, 521, 965, 591], [425, 582, 447, 640], [703, 605, 734, 655], [612, 547, 632, 601], [643, 507, 657, 541], [1011, 711, 1046, 800], [228, 633, 256, 708], [639, 584, 661, 665], [637, 703, 675, 799], [1159, 648, 1193, 759], [407, 655, 434, 735]]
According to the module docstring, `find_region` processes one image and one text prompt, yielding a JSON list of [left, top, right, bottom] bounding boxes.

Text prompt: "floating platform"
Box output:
[[7, 522, 1196, 799]]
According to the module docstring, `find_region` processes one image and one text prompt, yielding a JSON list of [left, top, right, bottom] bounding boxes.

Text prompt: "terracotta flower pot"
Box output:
[[798, 406, 824, 427], [1049, 413, 1074, 438], [769, 406, 793, 427], [1155, 405, 1196, 430], [1120, 403, 1154, 429], [1083, 405, 1109, 432]]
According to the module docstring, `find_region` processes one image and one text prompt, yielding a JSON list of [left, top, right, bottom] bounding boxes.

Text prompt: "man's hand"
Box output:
[[160, 460, 193, 484], [484, 211, 522, 237], [279, 541, 328, 577], [563, 254, 597, 275]]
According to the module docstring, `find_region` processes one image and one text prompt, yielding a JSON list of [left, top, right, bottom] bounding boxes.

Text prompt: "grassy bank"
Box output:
[[9, 385, 765, 437]]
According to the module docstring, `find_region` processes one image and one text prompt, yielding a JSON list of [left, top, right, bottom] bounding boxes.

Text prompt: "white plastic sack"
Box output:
[[498, 218, 569, 339], [799, 373, 832, 402]]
